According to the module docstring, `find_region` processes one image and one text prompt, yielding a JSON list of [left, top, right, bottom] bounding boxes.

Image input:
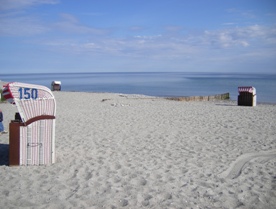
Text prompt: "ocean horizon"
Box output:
[[1, 72, 276, 104]]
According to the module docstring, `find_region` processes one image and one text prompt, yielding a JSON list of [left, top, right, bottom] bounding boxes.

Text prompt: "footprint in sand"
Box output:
[[219, 149, 276, 179]]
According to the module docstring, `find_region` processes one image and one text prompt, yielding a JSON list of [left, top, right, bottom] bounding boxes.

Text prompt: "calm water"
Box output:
[[1, 72, 276, 103]]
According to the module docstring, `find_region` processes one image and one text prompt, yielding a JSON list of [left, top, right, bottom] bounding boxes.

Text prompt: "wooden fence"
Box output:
[[167, 93, 230, 102]]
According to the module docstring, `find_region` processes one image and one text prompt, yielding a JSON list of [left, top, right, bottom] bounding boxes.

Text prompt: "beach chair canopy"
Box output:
[[238, 86, 256, 94], [2, 82, 56, 123], [51, 81, 61, 85], [51, 81, 61, 91]]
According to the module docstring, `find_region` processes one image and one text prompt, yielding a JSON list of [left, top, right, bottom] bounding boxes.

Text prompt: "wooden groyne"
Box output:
[[167, 92, 230, 102]]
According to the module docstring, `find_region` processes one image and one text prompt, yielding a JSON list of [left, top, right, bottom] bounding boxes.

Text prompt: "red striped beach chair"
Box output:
[[2, 82, 56, 166], [238, 86, 257, 106]]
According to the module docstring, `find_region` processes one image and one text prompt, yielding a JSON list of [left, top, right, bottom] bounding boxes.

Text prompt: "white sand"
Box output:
[[0, 91, 276, 209]]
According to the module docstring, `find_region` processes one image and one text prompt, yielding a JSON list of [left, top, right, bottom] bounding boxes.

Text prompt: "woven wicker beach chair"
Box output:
[[2, 82, 56, 166]]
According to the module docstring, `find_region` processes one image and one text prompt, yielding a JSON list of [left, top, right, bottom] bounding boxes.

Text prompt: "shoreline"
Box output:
[[1, 78, 276, 104]]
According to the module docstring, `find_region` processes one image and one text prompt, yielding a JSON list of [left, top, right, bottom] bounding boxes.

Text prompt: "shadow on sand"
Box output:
[[215, 103, 237, 107]]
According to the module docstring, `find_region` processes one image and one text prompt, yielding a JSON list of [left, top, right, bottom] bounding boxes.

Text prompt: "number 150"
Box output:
[[19, 88, 38, 100]]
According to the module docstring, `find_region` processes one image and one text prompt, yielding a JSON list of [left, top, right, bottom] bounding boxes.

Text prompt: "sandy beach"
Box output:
[[0, 91, 276, 209]]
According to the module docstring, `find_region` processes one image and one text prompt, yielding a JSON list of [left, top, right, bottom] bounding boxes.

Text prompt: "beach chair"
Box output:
[[238, 86, 257, 106], [51, 81, 61, 91], [2, 82, 56, 166]]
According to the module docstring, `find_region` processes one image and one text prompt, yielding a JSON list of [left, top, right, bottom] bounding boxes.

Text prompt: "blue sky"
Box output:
[[0, 0, 276, 73]]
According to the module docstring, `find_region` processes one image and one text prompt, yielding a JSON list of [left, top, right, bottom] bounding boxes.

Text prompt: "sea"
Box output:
[[1, 72, 276, 104]]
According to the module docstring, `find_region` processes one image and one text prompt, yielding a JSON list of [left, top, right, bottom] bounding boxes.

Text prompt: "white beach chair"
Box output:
[[238, 86, 257, 106], [51, 81, 61, 91], [2, 82, 56, 166]]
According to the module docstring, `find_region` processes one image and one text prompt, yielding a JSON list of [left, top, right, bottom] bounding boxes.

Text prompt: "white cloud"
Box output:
[[222, 23, 236, 26], [0, 0, 58, 11], [134, 35, 162, 39], [203, 25, 276, 48], [226, 8, 256, 19], [0, 0, 59, 36], [53, 13, 108, 35], [0, 10, 106, 37], [41, 34, 199, 61], [0, 15, 49, 36], [39, 23, 276, 65]]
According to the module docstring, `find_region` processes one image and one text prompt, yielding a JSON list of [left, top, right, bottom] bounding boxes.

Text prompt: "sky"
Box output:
[[0, 0, 276, 73]]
